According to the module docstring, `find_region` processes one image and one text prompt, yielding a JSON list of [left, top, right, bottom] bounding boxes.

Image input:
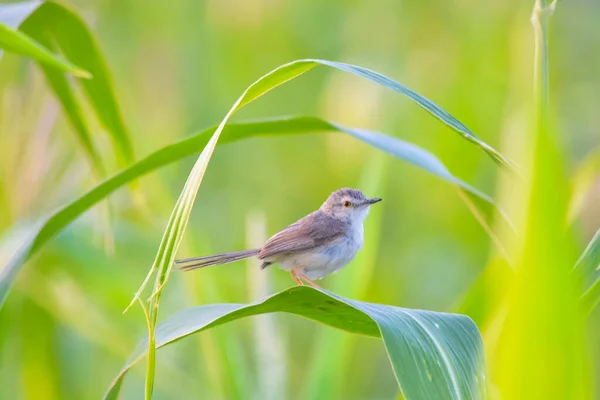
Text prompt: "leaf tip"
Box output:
[[122, 295, 138, 314], [73, 68, 93, 79]]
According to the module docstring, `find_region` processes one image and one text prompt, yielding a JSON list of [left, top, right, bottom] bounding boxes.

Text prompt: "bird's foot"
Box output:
[[300, 274, 321, 289], [290, 270, 304, 285]]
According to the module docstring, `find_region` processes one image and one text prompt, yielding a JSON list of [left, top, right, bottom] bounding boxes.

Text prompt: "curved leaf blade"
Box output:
[[105, 287, 487, 400], [312, 60, 514, 170], [2, 1, 130, 171], [0, 22, 89, 77], [569, 147, 600, 222], [19, 15, 105, 176], [576, 229, 600, 313], [239, 59, 513, 169], [574, 229, 600, 289], [0, 116, 499, 309], [0, 0, 90, 78], [234, 58, 514, 169], [18, 2, 134, 166], [35, 2, 134, 165], [341, 126, 494, 204]]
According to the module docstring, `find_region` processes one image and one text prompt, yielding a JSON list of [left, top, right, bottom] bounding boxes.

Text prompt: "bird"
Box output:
[[175, 188, 382, 288]]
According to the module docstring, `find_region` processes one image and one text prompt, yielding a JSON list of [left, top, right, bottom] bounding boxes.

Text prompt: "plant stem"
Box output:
[[136, 297, 155, 400], [145, 307, 157, 400], [146, 286, 166, 399]]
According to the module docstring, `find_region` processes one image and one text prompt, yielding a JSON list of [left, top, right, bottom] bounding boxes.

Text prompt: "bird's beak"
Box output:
[[366, 197, 383, 205]]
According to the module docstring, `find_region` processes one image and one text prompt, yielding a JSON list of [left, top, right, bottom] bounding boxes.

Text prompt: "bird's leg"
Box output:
[[299, 273, 321, 289], [290, 270, 304, 285]]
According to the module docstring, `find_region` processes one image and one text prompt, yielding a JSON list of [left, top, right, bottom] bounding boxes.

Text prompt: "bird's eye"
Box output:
[[343, 200, 352, 208]]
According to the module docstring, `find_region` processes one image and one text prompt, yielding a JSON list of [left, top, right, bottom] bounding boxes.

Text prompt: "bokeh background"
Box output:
[[0, 0, 599, 399]]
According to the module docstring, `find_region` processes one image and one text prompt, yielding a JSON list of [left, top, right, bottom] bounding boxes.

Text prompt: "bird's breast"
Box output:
[[299, 224, 363, 279]]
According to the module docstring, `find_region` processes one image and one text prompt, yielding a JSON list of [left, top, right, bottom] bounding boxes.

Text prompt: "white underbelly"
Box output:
[[276, 235, 362, 280]]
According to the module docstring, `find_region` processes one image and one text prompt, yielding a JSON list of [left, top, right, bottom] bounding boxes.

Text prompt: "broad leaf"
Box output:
[[457, 228, 600, 341], [0, 116, 499, 309], [494, 3, 588, 397], [104, 287, 487, 400]]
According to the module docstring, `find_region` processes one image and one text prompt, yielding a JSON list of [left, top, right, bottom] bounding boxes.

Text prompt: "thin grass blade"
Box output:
[[19, 2, 134, 166], [574, 229, 600, 290], [0, 0, 89, 77], [568, 147, 600, 222], [19, 16, 105, 176], [577, 229, 600, 313], [0, 22, 89, 77]]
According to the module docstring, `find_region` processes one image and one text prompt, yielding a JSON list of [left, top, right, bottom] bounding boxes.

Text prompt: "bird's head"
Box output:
[[320, 188, 382, 223]]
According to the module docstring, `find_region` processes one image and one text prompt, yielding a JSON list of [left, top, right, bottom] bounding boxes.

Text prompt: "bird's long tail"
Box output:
[[175, 249, 261, 271]]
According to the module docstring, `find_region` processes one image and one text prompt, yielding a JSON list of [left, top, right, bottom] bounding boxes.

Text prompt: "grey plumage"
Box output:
[[257, 211, 346, 260]]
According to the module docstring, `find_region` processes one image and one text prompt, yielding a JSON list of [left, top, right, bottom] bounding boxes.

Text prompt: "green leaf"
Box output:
[[456, 229, 600, 339], [237, 59, 513, 170], [0, 116, 498, 310], [454, 257, 513, 332], [34, 2, 134, 165], [576, 229, 600, 313], [495, 3, 588, 398], [569, 147, 600, 221], [309, 60, 515, 170], [0, 1, 89, 77], [104, 287, 487, 400], [1, 1, 132, 172], [343, 125, 493, 202], [17, 2, 134, 167], [574, 229, 600, 289], [19, 14, 105, 176], [0, 22, 89, 77]]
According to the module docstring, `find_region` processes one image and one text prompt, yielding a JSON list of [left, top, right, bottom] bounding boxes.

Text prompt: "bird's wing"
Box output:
[[258, 211, 346, 260]]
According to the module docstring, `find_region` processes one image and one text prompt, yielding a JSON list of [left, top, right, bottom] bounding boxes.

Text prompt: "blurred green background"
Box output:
[[1, 0, 599, 399]]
